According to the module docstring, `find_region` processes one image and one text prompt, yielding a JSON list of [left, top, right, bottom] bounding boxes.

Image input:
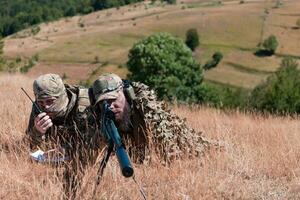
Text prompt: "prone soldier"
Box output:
[[90, 73, 210, 164]]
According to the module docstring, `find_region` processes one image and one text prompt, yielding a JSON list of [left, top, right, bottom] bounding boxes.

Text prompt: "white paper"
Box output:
[[30, 149, 67, 163]]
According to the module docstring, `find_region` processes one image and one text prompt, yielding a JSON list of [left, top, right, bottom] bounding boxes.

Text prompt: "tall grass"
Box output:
[[0, 74, 300, 199]]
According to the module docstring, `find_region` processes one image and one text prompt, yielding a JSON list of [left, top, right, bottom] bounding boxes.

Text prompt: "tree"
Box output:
[[0, 38, 5, 71], [203, 51, 223, 70], [262, 34, 278, 55], [127, 32, 205, 103], [250, 57, 300, 114], [164, 0, 177, 4], [185, 28, 199, 51]]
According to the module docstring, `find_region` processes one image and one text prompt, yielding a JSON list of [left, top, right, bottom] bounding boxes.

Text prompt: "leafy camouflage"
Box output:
[[126, 82, 210, 164]]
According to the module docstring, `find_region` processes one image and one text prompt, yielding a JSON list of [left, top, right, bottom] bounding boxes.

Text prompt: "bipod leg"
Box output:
[[91, 144, 114, 199], [132, 175, 147, 200]]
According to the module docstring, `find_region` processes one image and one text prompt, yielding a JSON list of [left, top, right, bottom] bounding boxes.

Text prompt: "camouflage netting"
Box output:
[[132, 82, 211, 163]]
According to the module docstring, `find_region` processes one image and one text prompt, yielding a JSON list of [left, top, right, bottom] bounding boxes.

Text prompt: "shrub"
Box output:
[[185, 28, 199, 51], [127, 32, 206, 103], [260, 34, 278, 55], [296, 18, 300, 29], [203, 52, 223, 70], [250, 57, 300, 114], [0, 38, 5, 71]]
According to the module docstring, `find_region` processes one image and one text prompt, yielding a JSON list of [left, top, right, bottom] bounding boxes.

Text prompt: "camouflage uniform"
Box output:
[[122, 82, 210, 164], [26, 74, 102, 199], [91, 73, 210, 165]]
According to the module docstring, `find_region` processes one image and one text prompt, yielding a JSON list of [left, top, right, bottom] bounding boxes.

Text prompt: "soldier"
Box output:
[[90, 73, 210, 164], [26, 74, 101, 199]]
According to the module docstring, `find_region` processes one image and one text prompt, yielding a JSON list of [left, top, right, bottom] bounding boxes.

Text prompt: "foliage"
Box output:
[[20, 58, 36, 73], [274, 0, 283, 8], [203, 51, 223, 70], [203, 82, 249, 109], [0, 0, 143, 37], [162, 0, 177, 5], [296, 18, 300, 29], [0, 38, 5, 71], [127, 32, 207, 103], [262, 34, 278, 55], [249, 57, 300, 114], [185, 28, 199, 51]]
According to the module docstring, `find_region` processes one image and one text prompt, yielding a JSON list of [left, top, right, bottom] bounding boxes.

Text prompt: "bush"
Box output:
[[185, 28, 199, 51], [296, 18, 300, 29], [249, 57, 300, 114], [203, 52, 223, 70], [274, 0, 283, 8], [127, 32, 206, 103], [20, 58, 35, 73], [162, 0, 177, 4], [30, 26, 40, 36], [262, 34, 278, 55], [0, 38, 5, 71]]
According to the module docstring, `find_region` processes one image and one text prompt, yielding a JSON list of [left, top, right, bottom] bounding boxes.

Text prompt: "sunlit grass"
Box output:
[[1, 74, 300, 199]]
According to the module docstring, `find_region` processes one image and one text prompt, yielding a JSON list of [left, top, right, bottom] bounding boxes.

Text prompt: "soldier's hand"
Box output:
[[34, 112, 53, 134]]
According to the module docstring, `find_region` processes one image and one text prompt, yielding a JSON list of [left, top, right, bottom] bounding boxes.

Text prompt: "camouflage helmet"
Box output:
[[92, 73, 123, 105], [33, 74, 69, 118], [33, 73, 66, 99]]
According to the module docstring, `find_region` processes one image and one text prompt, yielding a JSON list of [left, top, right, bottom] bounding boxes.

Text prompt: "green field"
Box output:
[[4, 0, 300, 87]]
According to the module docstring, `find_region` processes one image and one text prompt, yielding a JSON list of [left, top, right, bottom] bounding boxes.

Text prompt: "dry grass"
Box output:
[[264, 0, 300, 56], [26, 62, 99, 85], [204, 61, 268, 89], [225, 50, 281, 72], [1, 74, 300, 199]]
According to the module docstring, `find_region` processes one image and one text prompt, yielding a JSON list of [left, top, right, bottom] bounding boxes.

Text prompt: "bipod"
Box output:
[[91, 143, 113, 199]]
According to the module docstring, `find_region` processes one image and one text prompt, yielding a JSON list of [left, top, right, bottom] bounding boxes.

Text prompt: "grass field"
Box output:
[[3, 0, 300, 88], [1, 74, 300, 199]]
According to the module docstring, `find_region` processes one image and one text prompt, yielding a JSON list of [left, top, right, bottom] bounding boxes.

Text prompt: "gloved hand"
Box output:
[[34, 112, 53, 134]]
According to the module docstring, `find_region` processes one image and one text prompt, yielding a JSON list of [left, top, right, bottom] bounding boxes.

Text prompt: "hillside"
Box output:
[[3, 0, 300, 87], [1, 74, 300, 199]]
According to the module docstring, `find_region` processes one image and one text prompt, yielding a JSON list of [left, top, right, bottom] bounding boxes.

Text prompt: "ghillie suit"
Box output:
[[120, 82, 210, 164]]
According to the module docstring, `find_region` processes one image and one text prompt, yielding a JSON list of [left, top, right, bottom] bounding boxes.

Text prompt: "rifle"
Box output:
[[100, 100, 134, 177], [93, 101, 147, 200], [21, 87, 42, 114]]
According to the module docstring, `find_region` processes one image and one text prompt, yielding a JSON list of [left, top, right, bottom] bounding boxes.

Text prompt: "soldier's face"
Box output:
[[104, 90, 126, 121], [37, 97, 57, 117]]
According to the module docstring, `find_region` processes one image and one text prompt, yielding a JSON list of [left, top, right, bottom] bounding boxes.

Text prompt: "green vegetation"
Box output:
[[296, 18, 300, 29], [263, 35, 278, 55], [185, 28, 199, 51], [0, 38, 5, 71], [256, 34, 279, 56], [204, 81, 250, 108], [164, 0, 176, 5], [274, 0, 283, 8], [203, 52, 223, 70], [127, 32, 207, 103], [0, 0, 143, 37], [250, 57, 300, 114], [19, 56, 37, 73]]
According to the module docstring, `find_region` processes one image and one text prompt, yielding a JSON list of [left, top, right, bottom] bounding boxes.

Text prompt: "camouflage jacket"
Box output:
[[26, 84, 101, 160], [121, 82, 210, 164]]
